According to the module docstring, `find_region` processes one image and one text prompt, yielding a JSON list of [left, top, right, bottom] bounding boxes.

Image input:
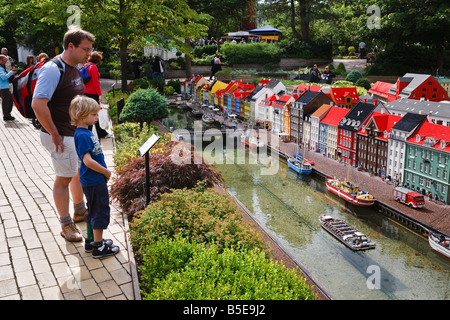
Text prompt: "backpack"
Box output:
[[12, 58, 64, 125], [78, 62, 92, 84]]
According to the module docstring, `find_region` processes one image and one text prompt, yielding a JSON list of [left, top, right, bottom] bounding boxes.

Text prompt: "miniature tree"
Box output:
[[119, 88, 168, 130], [346, 70, 363, 84]]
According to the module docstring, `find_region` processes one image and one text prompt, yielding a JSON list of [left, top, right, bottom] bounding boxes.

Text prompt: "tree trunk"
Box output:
[[120, 40, 129, 92], [299, 0, 310, 41], [290, 0, 302, 41], [185, 54, 192, 79]]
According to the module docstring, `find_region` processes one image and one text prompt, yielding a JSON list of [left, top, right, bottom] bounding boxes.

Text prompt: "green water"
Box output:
[[205, 148, 450, 300]]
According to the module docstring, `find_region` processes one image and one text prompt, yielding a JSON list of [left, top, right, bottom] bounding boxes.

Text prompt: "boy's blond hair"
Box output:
[[69, 95, 100, 126]]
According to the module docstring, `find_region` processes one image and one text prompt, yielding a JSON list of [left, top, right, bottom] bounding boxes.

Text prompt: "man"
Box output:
[[310, 64, 321, 83], [0, 55, 16, 120], [1, 48, 15, 72], [32, 27, 95, 242]]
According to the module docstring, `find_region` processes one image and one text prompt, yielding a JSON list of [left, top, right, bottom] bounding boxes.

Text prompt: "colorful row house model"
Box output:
[[272, 95, 295, 135], [357, 112, 401, 176], [386, 113, 427, 183], [209, 80, 228, 107], [290, 91, 332, 145], [254, 80, 285, 129], [309, 104, 332, 152], [318, 106, 350, 159], [368, 73, 449, 103], [337, 101, 380, 166], [404, 121, 450, 203]]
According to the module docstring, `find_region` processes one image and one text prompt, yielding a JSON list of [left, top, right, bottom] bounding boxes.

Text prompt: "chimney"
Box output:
[[373, 99, 378, 105]]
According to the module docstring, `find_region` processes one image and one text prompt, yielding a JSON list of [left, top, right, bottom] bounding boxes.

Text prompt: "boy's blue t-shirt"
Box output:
[[74, 127, 107, 187]]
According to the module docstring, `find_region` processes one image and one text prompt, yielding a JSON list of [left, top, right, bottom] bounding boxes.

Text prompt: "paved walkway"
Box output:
[[0, 104, 138, 299]]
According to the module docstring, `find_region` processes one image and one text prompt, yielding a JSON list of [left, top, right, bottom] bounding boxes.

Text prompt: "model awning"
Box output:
[[248, 25, 282, 35]]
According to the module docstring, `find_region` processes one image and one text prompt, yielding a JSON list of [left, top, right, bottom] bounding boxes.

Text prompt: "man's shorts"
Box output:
[[83, 183, 111, 230], [40, 132, 80, 178]]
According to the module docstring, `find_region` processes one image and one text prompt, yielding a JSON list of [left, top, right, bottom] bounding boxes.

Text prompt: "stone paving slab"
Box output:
[[0, 105, 138, 300]]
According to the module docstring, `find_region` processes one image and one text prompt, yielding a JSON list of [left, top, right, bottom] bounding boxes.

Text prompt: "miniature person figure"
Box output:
[[69, 95, 119, 258]]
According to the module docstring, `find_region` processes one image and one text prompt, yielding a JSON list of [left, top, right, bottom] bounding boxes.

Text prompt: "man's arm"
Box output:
[[31, 98, 64, 152]]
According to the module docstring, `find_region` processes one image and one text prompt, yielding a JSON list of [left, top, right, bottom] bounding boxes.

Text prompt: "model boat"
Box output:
[[429, 232, 450, 259], [202, 114, 214, 123], [287, 157, 312, 175], [326, 176, 375, 207], [319, 215, 376, 251]]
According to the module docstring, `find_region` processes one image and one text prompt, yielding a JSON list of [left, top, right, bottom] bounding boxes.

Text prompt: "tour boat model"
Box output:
[[319, 215, 376, 251], [190, 109, 203, 118], [428, 232, 450, 259], [202, 114, 214, 124], [287, 156, 312, 175], [241, 132, 265, 149], [325, 176, 375, 207]]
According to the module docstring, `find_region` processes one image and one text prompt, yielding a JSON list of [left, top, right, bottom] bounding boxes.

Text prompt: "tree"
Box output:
[[2, 0, 208, 91], [119, 88, 168, 129]]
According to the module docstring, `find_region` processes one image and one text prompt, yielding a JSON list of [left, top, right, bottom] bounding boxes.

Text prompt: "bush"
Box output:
[[112, 122, 171, 169], [130, 186, 265, 253], [345, 70, 363, 83], [355, 77, 372, 90], [110, 141, 223, 216], [192, 44, 218, 58], [220, 42, 280, 65], [163, 86, 175, 96], [139, 236, 316, 300], [129, 78, 149, 90], [119, 88, 168, 128], [166, 79, 181, 94], [335, 62, 346, 75]]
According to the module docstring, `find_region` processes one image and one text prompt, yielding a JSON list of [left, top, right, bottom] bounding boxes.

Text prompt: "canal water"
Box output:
[[164, 107, 450, 300]]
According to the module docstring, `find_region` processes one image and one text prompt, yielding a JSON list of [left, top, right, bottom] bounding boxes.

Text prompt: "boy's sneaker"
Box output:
[[92, 242, 120, 259], [85, 238, 114, 253]]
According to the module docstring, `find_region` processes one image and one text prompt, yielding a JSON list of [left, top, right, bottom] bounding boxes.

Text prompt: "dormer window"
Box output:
[[416, 135, 422, 142], [440, 140, 447, 149]]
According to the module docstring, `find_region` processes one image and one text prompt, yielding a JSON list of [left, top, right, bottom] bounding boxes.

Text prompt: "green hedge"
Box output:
[[139, 236, 317, 300], [220, 42, 281, 65]]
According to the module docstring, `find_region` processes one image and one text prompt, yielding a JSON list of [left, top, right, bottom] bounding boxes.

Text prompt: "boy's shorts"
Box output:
[[40, 132, 80, 178], [83, 183, 111, 230]]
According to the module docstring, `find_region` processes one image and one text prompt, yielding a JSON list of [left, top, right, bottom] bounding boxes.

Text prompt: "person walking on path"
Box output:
[[32, 27, 96, 242], [209, 54, 223, 81], [0, 54, 16, 121], [70, 95, 120, 258], [82, 51, 111, 139]]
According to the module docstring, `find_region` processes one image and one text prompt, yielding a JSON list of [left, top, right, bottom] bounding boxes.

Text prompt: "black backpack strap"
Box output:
[[50, 58, 65, 89]]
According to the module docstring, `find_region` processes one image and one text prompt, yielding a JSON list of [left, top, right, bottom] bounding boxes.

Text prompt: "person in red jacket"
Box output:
[[83, 51, 111, 138]]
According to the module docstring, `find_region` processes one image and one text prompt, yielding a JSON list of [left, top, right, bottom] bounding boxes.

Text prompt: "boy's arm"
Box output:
[[82, 152, 112, 181]]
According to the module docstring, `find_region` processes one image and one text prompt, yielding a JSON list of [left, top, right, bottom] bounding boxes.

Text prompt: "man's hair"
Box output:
[[69, 95, 100, 126], [63, 26, 95, 49]]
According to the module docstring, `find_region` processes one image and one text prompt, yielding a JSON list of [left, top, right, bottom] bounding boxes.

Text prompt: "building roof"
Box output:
[[391, 112, 427, 132], [406, 121, 450, 152], [339, 101, 377, 131], [245, 85, 264, 102], [320, 106, 350, 127], [385, 99, 450, 118], [295, 90, 321, 104], [311, 104, 332, 119], [388, 73, 434, 98], [358, 112, 401, 141], [368, 81, 394, 99], [327, 86, 359, 104]]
